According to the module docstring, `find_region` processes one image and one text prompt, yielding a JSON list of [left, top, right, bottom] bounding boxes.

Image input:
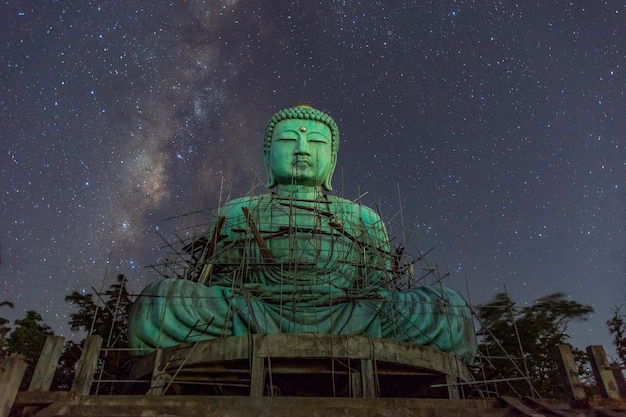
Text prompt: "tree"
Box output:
[[63, 274, 133, 393], [607, 305, 626, 366], [475, 292, 594, 399], [0, 300, 14, 356], [51, 340, 83, 391], [66, 274, 131, 347], [7, 310, 54, 390]]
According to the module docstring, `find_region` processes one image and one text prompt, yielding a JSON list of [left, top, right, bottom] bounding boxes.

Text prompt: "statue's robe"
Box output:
[[128, 194, 477, 364]]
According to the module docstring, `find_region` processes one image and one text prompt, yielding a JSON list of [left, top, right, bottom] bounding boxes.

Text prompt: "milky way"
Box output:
[[1, 1, 624, 357]]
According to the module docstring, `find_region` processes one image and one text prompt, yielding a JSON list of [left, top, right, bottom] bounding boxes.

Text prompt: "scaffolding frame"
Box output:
[[81, 182, 545, 399]]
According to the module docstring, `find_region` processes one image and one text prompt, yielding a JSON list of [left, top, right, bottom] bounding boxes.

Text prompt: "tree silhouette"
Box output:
[[475, 292, 593, 399], [607, 305, 626, 366], [63, 274, 133, 393], [6, 310, 54, 390], [0, 300, 14, 356]]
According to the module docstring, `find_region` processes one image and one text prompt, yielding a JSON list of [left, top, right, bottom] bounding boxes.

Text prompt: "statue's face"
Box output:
[[269, 119, 333, 187]]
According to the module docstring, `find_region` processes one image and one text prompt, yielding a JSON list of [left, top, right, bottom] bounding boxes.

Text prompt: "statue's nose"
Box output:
[[295, 137, 310, 154]]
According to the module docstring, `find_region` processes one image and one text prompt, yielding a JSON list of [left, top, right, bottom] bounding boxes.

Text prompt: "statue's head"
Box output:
[[264, 105, 339, 191]]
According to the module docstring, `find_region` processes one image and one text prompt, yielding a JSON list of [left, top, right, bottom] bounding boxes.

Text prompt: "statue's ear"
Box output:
[[322, 155, 337, 191], [322, 179, 332, 191]]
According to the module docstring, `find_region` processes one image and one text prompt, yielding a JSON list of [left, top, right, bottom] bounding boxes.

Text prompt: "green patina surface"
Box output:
[[128, 106, 477, 364]]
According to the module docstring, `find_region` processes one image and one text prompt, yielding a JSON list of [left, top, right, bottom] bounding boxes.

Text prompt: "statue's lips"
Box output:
[[293, 157, 312, 166]]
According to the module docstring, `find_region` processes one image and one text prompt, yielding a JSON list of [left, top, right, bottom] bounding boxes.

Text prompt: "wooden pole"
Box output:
[[612, 365, 626, 398], [587, 345, 622, 400], [242, 207, 274, 263], [554, 344, 588, 408], [29, 335, 65, 392], [71, 335, 103, 395], [0, 357, 28, 417]]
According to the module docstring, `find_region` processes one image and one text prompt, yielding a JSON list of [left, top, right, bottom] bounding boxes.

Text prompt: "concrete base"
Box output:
[[130, 333, 472, 399]]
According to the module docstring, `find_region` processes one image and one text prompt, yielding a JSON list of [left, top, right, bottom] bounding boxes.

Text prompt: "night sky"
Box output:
[[1, 1, 624, 357]]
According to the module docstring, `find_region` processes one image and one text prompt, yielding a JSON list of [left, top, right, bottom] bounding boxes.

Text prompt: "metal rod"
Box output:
[[431, 376, 532, 388]]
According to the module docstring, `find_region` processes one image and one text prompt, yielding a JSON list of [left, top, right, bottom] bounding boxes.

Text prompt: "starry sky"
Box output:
[[1, 1, 624, 357]]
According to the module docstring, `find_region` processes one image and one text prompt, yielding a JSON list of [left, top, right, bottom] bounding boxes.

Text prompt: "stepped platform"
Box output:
[[3, 335, 626, 417]]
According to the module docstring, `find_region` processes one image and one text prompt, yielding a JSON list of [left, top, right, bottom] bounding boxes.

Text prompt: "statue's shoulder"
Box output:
[[326, 195, 382, 225]]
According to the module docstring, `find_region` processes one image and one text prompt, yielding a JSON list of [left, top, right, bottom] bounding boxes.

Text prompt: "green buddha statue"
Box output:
[[128, 105, 477, 364]]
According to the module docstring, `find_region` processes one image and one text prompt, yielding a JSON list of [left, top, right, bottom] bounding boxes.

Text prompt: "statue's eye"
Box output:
[[277, 136, 297, 141], [308, 135, 328, 143]]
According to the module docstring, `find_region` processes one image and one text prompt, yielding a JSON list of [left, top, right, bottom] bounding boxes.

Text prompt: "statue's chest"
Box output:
[[258, 204, 350, 264]]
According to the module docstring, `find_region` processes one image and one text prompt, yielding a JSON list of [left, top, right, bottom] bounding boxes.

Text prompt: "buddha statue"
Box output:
[[128, 105, 477, 364]]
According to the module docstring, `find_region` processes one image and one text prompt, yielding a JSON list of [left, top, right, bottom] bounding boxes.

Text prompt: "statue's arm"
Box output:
[[359, 205, 392, 256]]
